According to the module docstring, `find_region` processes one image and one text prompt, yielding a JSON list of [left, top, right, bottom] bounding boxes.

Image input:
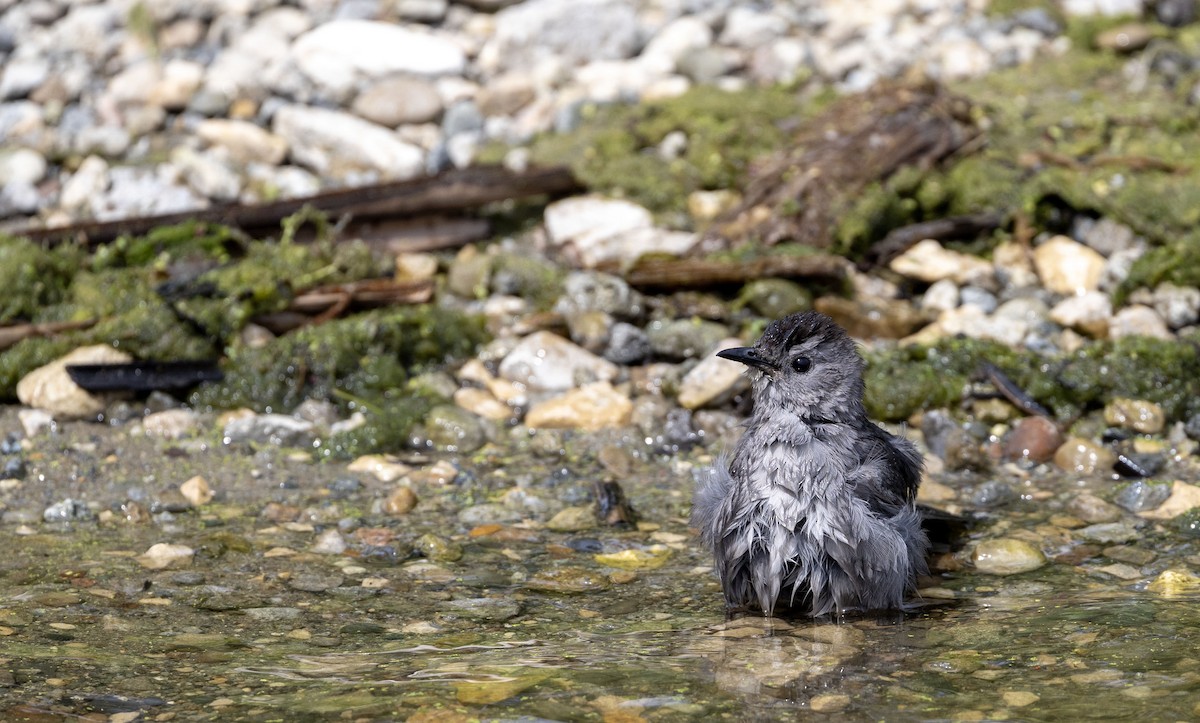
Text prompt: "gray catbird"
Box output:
[[692, 311, 928, 617]]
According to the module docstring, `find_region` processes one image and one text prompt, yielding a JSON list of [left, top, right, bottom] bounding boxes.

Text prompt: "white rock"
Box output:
[[16, 345, 132, 420], [1109, 305, 1173, 339], [993, 241, 1040, 289], [272, 104, 424, 180], [934, 37, 993, 80], [18, 408, 54, 437], [139, 409, 201, 439], [545, 196, 651, 246], [720, 7, 788, 48], [0, 56, 50, 100], [641, 17, 713, 73], [1151, 283, 1200, 329], [292, 20, 466, 97], [921, 279, 960, 313], [498, 331, 618, 392], [543, 196, 694, 267], [148, 59, 205, 110], [1049, 291, 1111, 338], [0, 148, 47, 186], [525, 381, 632, 430], [889, 239, 993, 285], [677, 338, 749, 410], [197, 119, 289, 166], [171, 147, 242, 202], [105, 61, 162, 106], [1061, 0, 1143, 16], [58, 156, 111, 212], [1033, 235, 1106, 295], [312, 529, 348, 555], [137, 543, 195, 570]]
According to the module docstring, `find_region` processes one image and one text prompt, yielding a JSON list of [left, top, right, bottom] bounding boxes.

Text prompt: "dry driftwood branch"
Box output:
[[608, 253, 851, 290], [251, 278, 435, 335], [860, 212, 1005, 269], [17, 166, 581, 246], [708, 83, 981, 250], [0, 319, 97, 351]]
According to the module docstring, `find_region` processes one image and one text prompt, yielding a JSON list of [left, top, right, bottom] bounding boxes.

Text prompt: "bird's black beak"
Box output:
[[716, 346, 777, 371]]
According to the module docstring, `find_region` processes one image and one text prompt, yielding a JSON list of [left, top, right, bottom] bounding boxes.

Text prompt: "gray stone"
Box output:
[[458, 503, 522, 525], [420, 404, 487, 453], [482, 0, 641, 73], [352, 75, 443, 126], [395, 0, 449, 22], [555, 272, 646, 320], [968, 479, 1018, 509], [1114, 480, 1173, 513], [1078, 217, 1137, 256], [438, 597, 522, 622], [43, 498, 94, 523], [442, 100, 484, 137], [1151, 283, 1200, 329], [1077, 522, 1140, 544], [223, 413, 316, 447], [603, 322, 651, 365], [959, 286, 998, 314], [645, 318, 729, 360]]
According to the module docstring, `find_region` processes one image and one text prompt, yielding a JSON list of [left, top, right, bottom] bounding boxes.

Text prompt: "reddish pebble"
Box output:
[[1001, 416, 1063, 463]]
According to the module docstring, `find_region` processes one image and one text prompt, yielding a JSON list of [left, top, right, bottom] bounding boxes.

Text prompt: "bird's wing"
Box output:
[[849, 422, 923, 513]]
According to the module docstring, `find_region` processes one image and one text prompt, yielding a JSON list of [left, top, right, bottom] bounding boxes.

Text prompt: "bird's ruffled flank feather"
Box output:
[[690, 457, 733, 548]]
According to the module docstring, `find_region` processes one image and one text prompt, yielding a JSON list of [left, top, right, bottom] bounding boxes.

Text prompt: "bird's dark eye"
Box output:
[[791, 356, 812, 373]]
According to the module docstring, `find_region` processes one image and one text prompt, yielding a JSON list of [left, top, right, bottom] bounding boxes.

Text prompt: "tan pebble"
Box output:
[[972, 538, 1046, 575], [384, 486, 418, 516], [136, 543, 194, 570], [1139, 481, 1200, 520], [1053, 438, 1116, 475], [179, 475, 213, 506], [347, 454, 410, 482], [525, 382, 632, 430], [454, 387, 512, 420], [809, 693, 851, 713], [1104, 398, 1166, 434]]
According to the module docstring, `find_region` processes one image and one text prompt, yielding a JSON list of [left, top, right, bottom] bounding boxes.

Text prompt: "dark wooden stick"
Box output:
[[608, 254, 850, 290], [15, 166, 581, 246]]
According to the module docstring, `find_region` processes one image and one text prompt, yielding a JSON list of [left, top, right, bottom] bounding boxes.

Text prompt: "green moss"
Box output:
[[0, 336, 76, 399], [864, 335, 1200, 422], [523, 85, 824, 217], [91, 221, 241, 271], [490, 252, 564, 310], [1116, 232, 1200, 304], [734, 279, 813, 319], [191, 305, 488, 416], [0, 237, 84, 323], [174, 237, 383, 342], [1175, 507, 1200, 538]]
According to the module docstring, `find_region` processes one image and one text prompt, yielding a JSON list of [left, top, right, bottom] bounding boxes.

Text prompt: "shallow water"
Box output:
[[4, 519, 1200, 722], [3, 415, 1200, 720]]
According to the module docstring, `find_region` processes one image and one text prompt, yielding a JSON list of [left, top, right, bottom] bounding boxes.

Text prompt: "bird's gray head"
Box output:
[[717, 311, 866, 423]]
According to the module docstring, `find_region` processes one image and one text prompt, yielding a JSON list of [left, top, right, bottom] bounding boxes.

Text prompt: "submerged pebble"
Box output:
[[972, 538, 1047, 575]]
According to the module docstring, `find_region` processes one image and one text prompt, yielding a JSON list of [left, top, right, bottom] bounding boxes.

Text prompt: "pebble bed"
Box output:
[[2, 1, 1200, 719]]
